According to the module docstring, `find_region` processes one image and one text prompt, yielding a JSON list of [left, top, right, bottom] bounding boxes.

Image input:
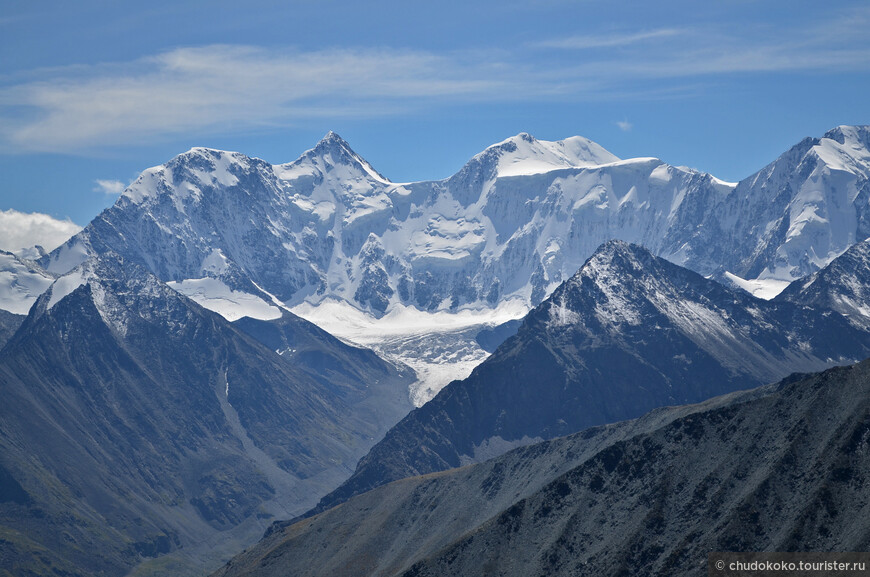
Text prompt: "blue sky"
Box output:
[[1, 0, 869, 239]]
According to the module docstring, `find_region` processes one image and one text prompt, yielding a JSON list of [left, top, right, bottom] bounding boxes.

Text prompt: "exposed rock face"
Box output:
[[304, 241, 870, 517], [213, 359, 870, 577], [0, 309, 24, 349], [3, 126, 870, 576], [10, 126, 868, 404]]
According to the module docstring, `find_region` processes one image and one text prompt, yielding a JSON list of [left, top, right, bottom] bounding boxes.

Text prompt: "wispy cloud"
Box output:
[[93, 179, 127, 195], [2, 7, 869, 154], [0, 209, 81, 252], [533, 29, 682, 50], [616, 119, 633, 132], [0, 45, 517, 153]]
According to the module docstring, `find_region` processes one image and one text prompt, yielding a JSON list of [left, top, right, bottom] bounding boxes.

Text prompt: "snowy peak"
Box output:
[[690, 124, 870, 282], [565, 240, 669, 295], [282, 131, 390, 183], [776, 237, 870, 329], [546, 240, 688, 329], [578, 239, 650, 273], [33, 125, 870, 324], [309, 238, 870, 517], [122, 146, 260, 204], [813, 125, 870, 177], [823, 125, 870, 149], [533, 238, 870, 386], [493, 132, 620, 176], [456, 132, 620, 182], [32, 253, 191, 338]]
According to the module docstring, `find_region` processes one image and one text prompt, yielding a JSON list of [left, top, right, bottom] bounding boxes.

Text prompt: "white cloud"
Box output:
[[0, 209, 82, 252], [1, 8, 868, 154], [616, 119, 632, 132], [94, 179, 126, 195]]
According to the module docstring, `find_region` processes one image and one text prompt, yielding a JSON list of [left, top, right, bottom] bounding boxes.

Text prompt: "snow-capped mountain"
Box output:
[[5, 127, 870, 577], [688, 125, 870, 281], [25, 126, 870, 402], [304, 240, 870, 516], [0, 253, 412, 577], [46, 127, 870, 315], [42, 132, 731, 314]]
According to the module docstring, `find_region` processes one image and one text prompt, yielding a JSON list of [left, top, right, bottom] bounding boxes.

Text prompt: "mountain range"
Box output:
[[2, 126, 870, 576], [41, 126, 870, 316], [11, 125, 866, 401]]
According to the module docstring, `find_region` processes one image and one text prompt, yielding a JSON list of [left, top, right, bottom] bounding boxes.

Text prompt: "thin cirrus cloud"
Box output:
[[0, 45, 519, 153], [1, 10, 868, 155], [532, 28, 683, 50]]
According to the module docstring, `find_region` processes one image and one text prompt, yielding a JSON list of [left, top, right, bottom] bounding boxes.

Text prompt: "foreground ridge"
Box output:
[[214, 359, 870, 577]]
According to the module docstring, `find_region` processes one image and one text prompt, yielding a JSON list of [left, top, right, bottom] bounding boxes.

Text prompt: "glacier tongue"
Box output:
[[291, 299, 529, 405]]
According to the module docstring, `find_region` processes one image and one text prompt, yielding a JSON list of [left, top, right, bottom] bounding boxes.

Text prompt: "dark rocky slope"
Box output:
[[0, 255, 412, 577], [214, 359, 870, 577], [0, 309, 24, 350]]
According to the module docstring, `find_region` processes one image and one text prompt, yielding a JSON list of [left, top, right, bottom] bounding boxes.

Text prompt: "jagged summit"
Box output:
[[0, 245, 415, 577], [686, 124, 870, 281], [284, 130, 391, 183], [554, 240, 650, 292], [316, 130, 351, 149], [558, 239, 681, 288], [25, 253, 186, 340], [776, 237, 870, 329], [823, 124, 870, 146], [578, 238, 644, 264], [120, 146, 265, 205]]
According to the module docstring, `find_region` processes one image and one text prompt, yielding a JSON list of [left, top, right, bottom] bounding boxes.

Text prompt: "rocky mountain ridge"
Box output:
[[0, 254, 412, 577], [213, 359, 870, 577]]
